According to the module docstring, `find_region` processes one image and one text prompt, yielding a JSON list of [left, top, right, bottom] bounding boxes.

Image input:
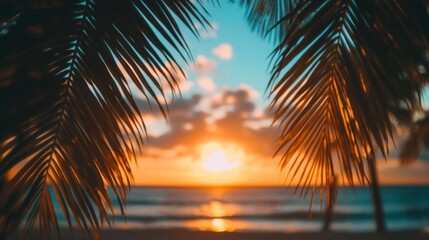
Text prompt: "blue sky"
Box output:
[[179, 3, 273, 105], [129, 2, 429, 186]]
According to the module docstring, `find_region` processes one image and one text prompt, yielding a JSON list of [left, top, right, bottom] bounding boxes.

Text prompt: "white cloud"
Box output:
[[212, 43, 233, 60], [177, 80, 193, 93], [118, 61, 192, 100], [191, 55, 217, 75], [193, 21, 218, 39], [160, 62, 193, 94], [197, 76, 216, 92], [201, 22, 218, 39], [238, 84, 260, 99]]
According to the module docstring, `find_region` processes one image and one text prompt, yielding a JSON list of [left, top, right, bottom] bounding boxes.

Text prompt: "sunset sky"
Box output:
[[130, 3, 429, 187]]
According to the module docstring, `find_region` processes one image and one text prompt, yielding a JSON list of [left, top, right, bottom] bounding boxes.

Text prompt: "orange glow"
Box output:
[[196, 200, 237, 218], [130, 133, 429, 186], [188, 190, 239, 232], [211, 218, 228, 232], [185, 218, 237, 232], [201, 142, 239, 172]]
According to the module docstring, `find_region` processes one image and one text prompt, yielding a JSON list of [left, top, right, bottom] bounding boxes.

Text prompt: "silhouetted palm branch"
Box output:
[[0, 0, 209, 238], [398, 72, 429, 164], [241, 0, 429, 199], [400, 112, 429, 164]]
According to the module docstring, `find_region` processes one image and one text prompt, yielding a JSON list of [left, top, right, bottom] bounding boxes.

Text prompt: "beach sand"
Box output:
[[43, 229, 429, 240]]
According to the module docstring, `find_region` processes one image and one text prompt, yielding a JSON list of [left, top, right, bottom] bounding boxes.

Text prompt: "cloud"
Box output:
[[138, 87, 278, 162], [161, 62, 192, 93], [238, 84, 260, 98], [121, 61, 193, 101], [194, 22, 218, 39], [133, 85, 429, 185], [191, 55, 217, 76], [189, 55, 218, 92], [134, 93, 202, 118], [212, 43, 233, 60], [197, 76, 216, 92], [145, 62, 192, 96]]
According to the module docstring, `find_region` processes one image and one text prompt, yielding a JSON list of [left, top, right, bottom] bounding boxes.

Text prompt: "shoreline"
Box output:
[[28, 228, 429, 240]]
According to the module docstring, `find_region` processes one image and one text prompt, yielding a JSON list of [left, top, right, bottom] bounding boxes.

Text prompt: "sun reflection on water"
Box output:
[[190, 189, 241, 232], [186, 218, 238, 232], [211, 218, 227, 232], [199, 201, 235, 218]]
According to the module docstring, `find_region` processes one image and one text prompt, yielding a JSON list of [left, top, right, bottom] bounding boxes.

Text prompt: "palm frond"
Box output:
[[237, 0, 300, 42], [242, 0, 429, 199], [400, 112, 429, 165], [0, 0, 209, 238]]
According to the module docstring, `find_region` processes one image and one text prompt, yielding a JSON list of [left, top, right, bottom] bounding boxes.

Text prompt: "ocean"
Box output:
[[56, 186, 429, 233]]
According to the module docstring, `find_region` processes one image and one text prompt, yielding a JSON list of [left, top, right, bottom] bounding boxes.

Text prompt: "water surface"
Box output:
[[54, 186, 429, 232]]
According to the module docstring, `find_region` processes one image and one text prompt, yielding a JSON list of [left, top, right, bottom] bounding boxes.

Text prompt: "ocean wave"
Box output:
[[117, 208, 429, 223], [123, 199, 302, 206]]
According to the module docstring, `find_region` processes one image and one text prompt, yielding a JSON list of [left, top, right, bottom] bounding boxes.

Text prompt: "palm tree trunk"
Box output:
[[368, 155, 386, 233], [322, 175, 337, 232]]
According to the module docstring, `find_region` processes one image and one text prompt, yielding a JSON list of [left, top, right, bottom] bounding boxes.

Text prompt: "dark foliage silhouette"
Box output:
[[0, 0, 210, 238]]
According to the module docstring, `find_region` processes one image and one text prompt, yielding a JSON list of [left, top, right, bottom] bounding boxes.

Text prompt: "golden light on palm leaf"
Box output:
[[241, 0, 429, 202], [0, 0, 210, 238]]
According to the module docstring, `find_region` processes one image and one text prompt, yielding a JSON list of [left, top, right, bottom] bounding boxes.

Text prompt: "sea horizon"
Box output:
[[128, 184, 429, 188], [50, 185, 429, 233]]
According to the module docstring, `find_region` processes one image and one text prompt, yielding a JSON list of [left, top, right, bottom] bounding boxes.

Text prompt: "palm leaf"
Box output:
[[238, 0, 300, 42], [241, 0, 429, 200], [400, 112, 429, 165], [0, 0, 209, 238]]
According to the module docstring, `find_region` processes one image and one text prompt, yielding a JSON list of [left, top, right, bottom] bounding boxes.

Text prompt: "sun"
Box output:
[[203, 149, 238, 172], [202, 142, 239, 172]]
